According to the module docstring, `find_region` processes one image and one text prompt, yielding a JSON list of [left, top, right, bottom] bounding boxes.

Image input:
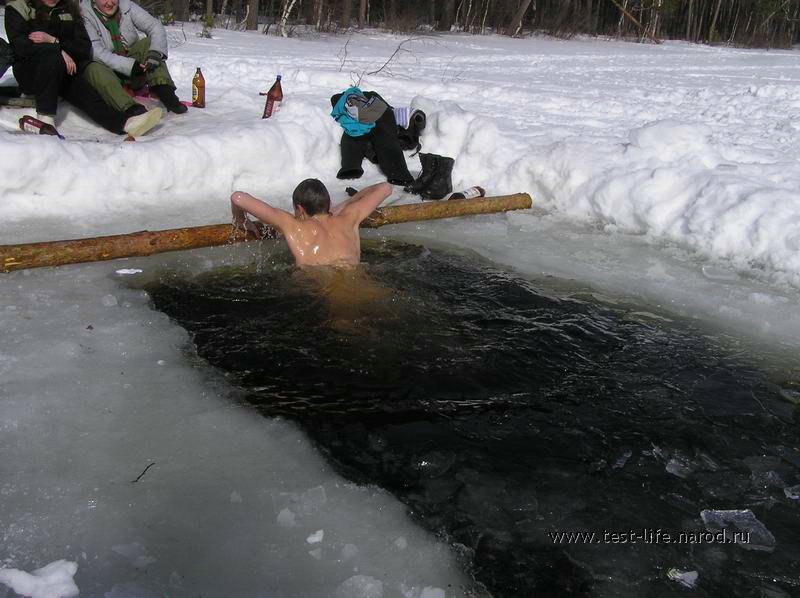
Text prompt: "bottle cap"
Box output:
[[276, 75, 282, 80]]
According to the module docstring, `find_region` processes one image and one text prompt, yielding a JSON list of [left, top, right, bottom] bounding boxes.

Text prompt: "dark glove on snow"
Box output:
[[145, 50, 163, 72]]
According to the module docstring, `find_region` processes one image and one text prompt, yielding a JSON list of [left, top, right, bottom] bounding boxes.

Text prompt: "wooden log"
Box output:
[[0, 193, 531, 273]]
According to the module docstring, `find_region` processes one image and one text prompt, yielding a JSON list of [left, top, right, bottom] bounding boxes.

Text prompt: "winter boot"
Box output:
[[420, 155, 454, 200], [404, 152, 438, 195], [152, 84, 188, 114], [124, 106, 163, 138]]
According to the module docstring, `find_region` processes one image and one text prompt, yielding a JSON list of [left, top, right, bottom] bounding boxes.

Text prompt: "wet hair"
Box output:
[[292, 178, 331, 216]]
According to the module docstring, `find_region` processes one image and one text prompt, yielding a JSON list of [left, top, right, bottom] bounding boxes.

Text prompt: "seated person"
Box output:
[[4, 0, 162, 137], [230, 179, 392, 268], [80, 0, 187, 115]]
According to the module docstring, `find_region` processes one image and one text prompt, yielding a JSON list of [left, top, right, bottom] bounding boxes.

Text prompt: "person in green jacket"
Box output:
[[80, 0, 187, 115]]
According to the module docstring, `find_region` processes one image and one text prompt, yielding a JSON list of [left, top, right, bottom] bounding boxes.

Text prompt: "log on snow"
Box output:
[[0, 193, 532, 273]]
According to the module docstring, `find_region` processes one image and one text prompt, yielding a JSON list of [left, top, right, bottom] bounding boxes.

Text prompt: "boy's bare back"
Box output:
[[230, 181, 392, 268]]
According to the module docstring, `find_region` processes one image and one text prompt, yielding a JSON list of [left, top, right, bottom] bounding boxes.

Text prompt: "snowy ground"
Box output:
[[1, 18, 799, 596]]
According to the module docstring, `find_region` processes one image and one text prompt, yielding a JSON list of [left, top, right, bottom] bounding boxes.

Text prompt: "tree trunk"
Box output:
[[276, 0, 298, 36], [685, 0, 693, 40], [707, 0, 722, 42], [507, 0, 532, 36], [313, 0, 324, 30], [341, 0, 352, 28], [439, 0, 455, 30], [585, 0, 593, 33], [246, 0, 259, 30], [173, 0, 189, 21], [206, 0, 214, 20], [358, 0, 367, 28]]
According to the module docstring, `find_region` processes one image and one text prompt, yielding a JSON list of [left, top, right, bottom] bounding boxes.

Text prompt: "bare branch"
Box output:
[[365, 36, 419, 76], [338, 32, 354, 72]]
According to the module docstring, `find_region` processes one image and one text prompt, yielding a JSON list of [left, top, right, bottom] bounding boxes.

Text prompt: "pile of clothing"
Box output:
[[330, 86, 454, 200]]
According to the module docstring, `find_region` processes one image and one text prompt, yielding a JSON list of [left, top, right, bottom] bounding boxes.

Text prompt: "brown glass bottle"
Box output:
[[449, 186, 486, 200], [192, 67, 205, 108], [262, 75, 282, 119], [19, 115, 63, 139]]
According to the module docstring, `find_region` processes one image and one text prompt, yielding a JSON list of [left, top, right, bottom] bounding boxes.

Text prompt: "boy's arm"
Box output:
[[332, 182, 392, 224], [230, 192, 295, 233]]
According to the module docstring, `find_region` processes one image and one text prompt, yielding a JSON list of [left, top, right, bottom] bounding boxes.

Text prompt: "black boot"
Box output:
[[421, 155, 454, 200], [404, 153, 438, 195], [151, 84, 188, 114]]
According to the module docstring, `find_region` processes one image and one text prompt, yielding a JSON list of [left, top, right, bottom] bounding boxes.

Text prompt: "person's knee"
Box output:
[[37, 51, 67, 80], [39, 48, 66, 70], [83, 61, 115, 82]]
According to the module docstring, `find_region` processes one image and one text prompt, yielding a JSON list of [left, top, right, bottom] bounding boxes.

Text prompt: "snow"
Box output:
[[0, 559, 79, 598], [1, 17, 800, 595]]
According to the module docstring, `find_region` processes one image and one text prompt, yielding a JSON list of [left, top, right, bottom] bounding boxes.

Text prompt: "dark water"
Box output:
[[143, 240, 800, 598]]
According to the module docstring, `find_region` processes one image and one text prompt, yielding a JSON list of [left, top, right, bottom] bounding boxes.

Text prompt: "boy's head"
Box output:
[[292, 179, 331, 217]]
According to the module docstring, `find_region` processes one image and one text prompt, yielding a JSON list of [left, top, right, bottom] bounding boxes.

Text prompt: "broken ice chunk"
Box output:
[[784, 484, 800, 500], [306, 529, 324, 544], [612, 450, 633, 470], [700, 509, 776, 552], [666, 455, 694, 478], [667, 568, 698, 588], [0, 559, 79, 598], [115, 269, 143, 275]]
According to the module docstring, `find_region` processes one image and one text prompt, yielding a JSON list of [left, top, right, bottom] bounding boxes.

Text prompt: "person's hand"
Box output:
[[144, 50, 162, 72], [232, 215, 267, 238], [61, 51, 76, 75], [29, 31, 57, 44], [131, 62, 147, 77]]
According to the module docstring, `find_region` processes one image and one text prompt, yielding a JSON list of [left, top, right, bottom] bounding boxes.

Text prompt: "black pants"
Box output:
[[13, 47, 127, 134], [336, 94, 413, 186]]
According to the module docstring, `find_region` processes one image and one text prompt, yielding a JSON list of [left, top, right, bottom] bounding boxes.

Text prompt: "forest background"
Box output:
[[146, 0, 800, 49]]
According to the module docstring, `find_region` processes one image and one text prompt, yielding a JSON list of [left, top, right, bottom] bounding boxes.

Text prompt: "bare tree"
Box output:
[[439, 0, 455, 30], [246, 0, 259, 30], [341, 0, 353, 28], [173, 0, 189, 21], [507, 0, 532, 36], [276, 0, 299, 36], [358, 0, 367, 28]]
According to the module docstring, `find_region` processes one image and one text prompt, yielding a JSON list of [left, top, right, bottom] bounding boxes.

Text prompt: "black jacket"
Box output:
[[5, 0, 93, 66]]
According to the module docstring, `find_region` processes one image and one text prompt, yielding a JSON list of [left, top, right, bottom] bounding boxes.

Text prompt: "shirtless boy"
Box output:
[[230, 179, 391, 268]]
